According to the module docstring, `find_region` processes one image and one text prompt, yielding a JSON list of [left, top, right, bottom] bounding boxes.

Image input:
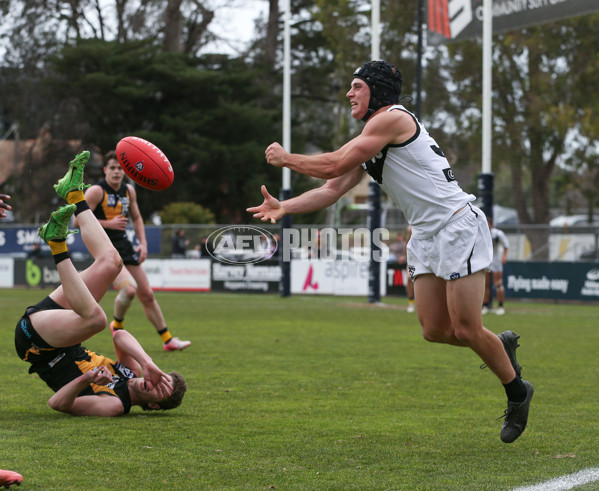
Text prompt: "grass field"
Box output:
[[1, 289, 598, 490]]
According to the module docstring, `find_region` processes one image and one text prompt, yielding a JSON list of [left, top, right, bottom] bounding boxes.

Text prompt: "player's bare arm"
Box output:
[[48, 366, 124, 416], [247, 166, 364, 224], [265, 110, 415, 180], [112, 329, 173, 397], [127, 184, 148, 262]]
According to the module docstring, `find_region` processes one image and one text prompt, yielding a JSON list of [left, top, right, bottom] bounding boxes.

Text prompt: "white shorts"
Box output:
[[491, 256, 504, 273], [406, 204, 492, 281]]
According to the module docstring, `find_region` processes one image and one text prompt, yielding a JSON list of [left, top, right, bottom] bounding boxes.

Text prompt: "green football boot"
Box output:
[[38, 204, 79, 243], [53, 151, 91, 200]]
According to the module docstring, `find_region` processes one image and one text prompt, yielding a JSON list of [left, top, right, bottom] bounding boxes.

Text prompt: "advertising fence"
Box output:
[[7, 257, 599, 302], [504, 262, 599, 301]]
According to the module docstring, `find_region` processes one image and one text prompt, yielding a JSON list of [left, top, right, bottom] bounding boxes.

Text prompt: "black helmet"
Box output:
[[352, 60, 402, 122]]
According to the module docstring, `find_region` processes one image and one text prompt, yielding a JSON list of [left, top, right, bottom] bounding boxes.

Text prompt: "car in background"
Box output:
[[493, 204, 520, 226], [549, 215, 599, 227]]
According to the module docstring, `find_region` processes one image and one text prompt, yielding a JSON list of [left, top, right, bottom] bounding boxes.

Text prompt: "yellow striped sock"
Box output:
[[66, 190, 85, 205], [48, 240, 68, 255], [112, 319, 124, 330], [159, 329, 172, 344]]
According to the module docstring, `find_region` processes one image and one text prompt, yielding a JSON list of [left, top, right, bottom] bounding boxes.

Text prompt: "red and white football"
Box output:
[[115, 136, 174, 191]]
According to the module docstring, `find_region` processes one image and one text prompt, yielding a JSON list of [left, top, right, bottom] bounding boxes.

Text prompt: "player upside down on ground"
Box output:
[[15, 152, 187, 416], [75, 151, 190, 352], [248, 60, 533, 443]]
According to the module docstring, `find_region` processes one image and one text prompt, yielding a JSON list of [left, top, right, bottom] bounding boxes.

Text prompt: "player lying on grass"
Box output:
[[14, 152, 187, 416]]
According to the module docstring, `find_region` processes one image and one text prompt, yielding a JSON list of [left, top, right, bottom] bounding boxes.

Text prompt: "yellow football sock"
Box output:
[[48, 240, 68, 255], [112, 319, 124, 330], [66, 190, 85, 205], [158, 328, 172, 344]]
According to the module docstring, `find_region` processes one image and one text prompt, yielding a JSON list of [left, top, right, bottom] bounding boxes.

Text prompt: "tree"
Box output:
[[431, 14, 599, 258], [159, 201, 215, 224], [28, 40, 282, 223]]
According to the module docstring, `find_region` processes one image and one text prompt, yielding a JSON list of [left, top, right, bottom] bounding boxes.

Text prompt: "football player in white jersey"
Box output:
[[248, 60, 533, 443], [483, 217, 510, 315]]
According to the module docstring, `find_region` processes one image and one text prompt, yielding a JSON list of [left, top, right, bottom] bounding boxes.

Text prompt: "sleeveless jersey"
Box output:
[[93, 179, 131, 241], [361, 105, 475, 239]]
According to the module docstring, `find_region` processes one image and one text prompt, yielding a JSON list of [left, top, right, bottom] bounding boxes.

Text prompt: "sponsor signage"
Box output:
[[14, 257, 94, 288], [211, 261, 282, 293], [291, 259, 386, 296], [0, 257, 14, 287], [385, 263, 409, 296], [504, 262, 599, 300], [428, 0, 599, 45], [143, 259, 211, 291], [0, 226, 162, 255]]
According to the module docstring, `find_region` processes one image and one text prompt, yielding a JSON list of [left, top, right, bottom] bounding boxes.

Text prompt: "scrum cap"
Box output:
[[353, 60, 402, 122]]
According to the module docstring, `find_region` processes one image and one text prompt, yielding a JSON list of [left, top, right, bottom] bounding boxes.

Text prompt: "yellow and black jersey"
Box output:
[[15, 296, 135, 413], [93, 179, 131, 241]]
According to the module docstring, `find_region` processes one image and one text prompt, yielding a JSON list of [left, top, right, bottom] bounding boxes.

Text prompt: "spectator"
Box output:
[[388, 232, 406, 263], [171, 229, 189, 258]]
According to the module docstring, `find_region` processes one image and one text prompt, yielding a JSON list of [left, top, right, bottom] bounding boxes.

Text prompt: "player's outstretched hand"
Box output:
[[142, 361, 173, 398], [246, 185, 286, 224]]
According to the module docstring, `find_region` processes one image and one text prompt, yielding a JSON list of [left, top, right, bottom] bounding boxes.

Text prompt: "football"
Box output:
[[115, 136, 174, 191]]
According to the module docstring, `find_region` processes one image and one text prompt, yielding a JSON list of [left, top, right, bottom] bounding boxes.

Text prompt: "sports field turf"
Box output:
[[1, 289, 598, 490]]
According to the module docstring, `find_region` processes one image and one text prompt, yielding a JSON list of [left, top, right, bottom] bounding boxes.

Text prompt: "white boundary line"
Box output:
[[513, 467, 599, 491]]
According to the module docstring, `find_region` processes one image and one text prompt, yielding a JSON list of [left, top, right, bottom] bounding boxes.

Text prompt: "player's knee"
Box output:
[[422, 325, 451, 343], [452, 324, 480, 345], [137, 289, 156, 305], [87, 305, 108, 333], [116, 287, 134, 309], [101, 248, 123, 277]]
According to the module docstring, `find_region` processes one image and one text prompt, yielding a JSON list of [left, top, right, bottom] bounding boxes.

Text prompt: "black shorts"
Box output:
[[14, 296, 82, 374], [111, 236, 140, 266]]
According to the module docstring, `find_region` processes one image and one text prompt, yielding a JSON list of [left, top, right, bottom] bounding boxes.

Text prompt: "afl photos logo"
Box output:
[[207, 226, 277, 264]]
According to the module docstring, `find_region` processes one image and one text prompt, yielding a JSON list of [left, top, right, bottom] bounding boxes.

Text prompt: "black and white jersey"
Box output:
[[362, 105, 474, 239]]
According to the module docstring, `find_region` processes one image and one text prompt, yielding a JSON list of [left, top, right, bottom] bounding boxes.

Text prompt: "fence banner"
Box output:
[[428, 0, 599, 45], [0, 226, 162, 256], [385, 263, 409, 297], [504, 261, 599, 300], [211, 260, 281, 293], [291, 259, 386, 296], [0, 257, 14, 287], [143, 259, 211, 292], [14, 257, 94, 288]]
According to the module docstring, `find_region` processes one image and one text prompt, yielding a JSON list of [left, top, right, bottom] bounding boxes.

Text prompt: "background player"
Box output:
[[482, 217, 509, 315], [404, 225, 415, 313], [78, 151, 190, 351]]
